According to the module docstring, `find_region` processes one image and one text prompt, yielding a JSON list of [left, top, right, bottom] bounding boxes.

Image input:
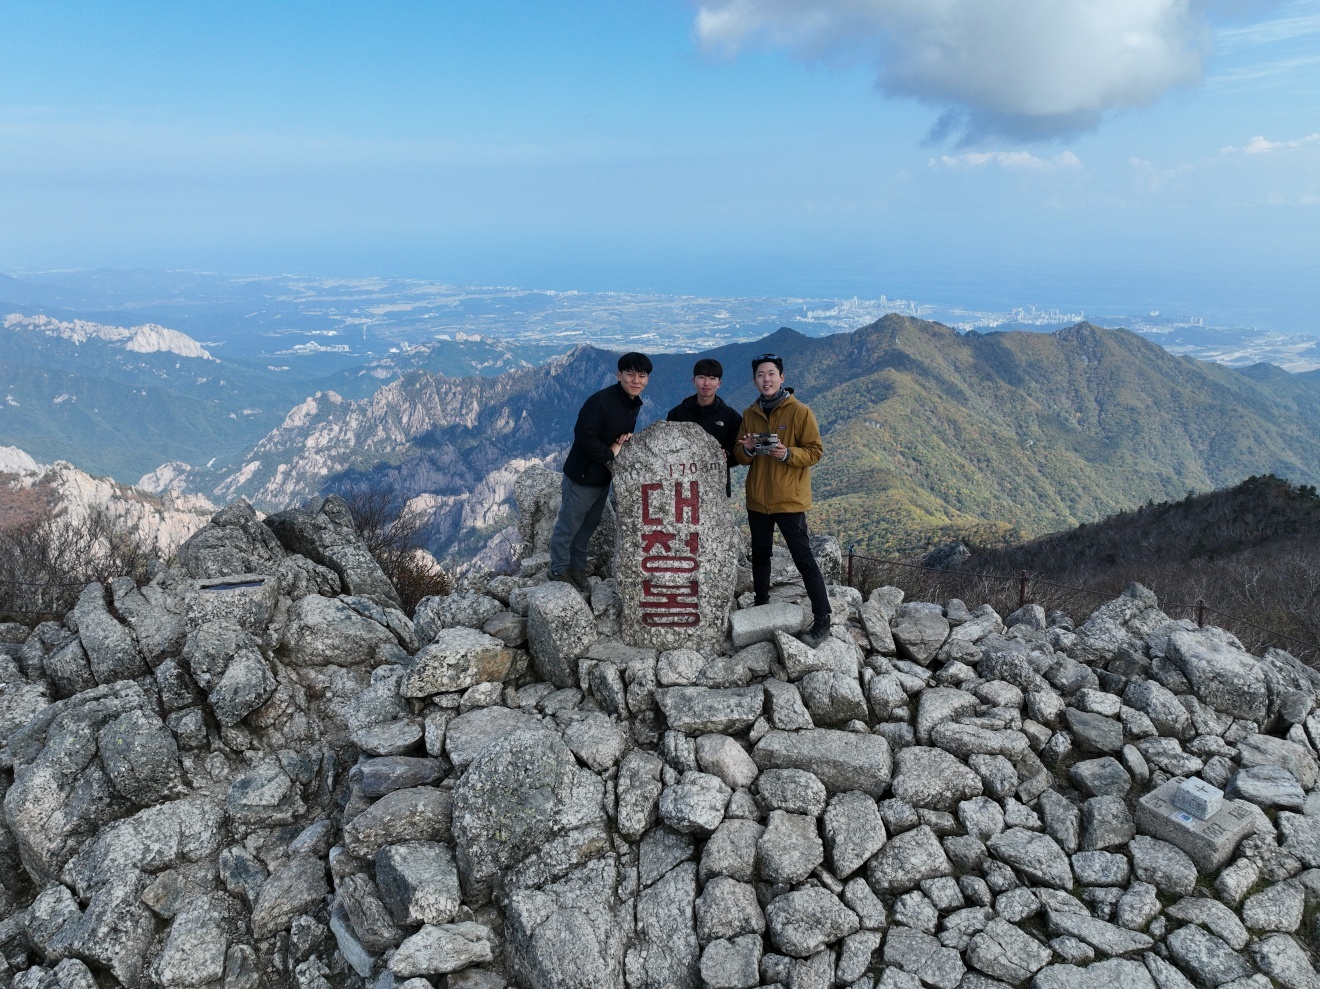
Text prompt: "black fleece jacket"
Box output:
[[562, 382, 643, 487], [666, 393, 742, 495]]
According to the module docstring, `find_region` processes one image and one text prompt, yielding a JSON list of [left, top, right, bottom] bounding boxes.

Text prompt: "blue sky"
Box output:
[[0, 0, 1316, 325]]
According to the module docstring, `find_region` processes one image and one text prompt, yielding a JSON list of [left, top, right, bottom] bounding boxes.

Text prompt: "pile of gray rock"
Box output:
[[2, 489, 1320, 989]]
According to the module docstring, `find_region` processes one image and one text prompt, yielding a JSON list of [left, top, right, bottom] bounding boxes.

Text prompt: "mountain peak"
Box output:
[[0, 444, 40, 473], [3, 312, 214, 360]]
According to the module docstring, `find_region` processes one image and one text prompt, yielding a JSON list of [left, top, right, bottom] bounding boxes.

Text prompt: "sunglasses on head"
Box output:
[[753, 353, 780, 364]]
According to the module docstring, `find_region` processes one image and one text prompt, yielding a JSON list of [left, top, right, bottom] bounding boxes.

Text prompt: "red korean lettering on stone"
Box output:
[[642, 530, 675, 554], [641, 483, 664, 525], [674, 481, 699, 524], [640, 576, 701, 627], [639, 580, 699, 608]]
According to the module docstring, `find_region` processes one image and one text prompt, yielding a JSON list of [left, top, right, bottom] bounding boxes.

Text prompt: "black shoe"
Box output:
[[567, 568, 592, 594], [800, 616, 831, 648], [548, 569, 573, 585], [753, 595, 771, 607]]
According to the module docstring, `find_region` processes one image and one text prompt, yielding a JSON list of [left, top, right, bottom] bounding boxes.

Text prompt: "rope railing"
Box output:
[[844, 546, 1320, 657]]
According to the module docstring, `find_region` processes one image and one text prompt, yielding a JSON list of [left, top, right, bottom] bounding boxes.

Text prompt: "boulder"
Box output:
[[656, 686, 763, 735], [505, 858, 626, 989], [867, 825, 953, 893], [375, 841, 462, 926], [281, 594, 397, 667], [176, 500, 286, 579], [627, 861, 701, 989], [452, 728, 605, 903], [764, 887, 859, 958], [612, 422, 739, 653], [4, 682, 154, 881], [389, 922, 498, 977], [264, 494, 401, 607], [402, 627, 518, 697], [891, 605, 950, 664], [71, 583, 146, 684], [891, 746, 983, 811], [1165, 628, 1269, 722], [986, 828, 1073, 889], [525, 583, 598, 688], [730, 603, 805, 648]]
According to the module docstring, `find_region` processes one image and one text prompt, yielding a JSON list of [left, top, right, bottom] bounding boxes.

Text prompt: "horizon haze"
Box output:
[[0, 1, 1316, 330]]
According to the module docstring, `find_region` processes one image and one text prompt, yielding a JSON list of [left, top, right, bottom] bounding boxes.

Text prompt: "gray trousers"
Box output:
[[549, 474, 610, 574]]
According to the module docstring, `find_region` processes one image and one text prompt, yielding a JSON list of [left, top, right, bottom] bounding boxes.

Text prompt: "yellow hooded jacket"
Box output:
[[732, 392, 823, 514]]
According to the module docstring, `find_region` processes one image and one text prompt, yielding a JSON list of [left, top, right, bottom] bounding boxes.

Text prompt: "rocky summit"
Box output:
[[3, 477, 1320, 989]]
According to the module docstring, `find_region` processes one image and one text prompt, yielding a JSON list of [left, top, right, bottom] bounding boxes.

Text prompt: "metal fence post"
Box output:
[[1018, 571, 1029, 609], [1196, 598, 1206, 628], [847, 545, 855, 588]]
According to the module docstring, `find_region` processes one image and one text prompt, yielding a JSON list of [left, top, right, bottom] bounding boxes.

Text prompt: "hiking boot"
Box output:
[[752, 595, 771, 607], [799, 615, 832, 648], [549, 568, 591, 594]]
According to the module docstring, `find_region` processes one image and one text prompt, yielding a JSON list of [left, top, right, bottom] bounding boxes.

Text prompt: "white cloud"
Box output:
[[933, 150, 1082, 169], [1221, 132, 1320, 153], [694, 0, 1211, 140]]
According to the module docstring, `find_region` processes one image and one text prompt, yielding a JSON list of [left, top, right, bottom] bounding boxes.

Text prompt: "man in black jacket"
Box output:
[[549, 352, 652, 590], [666, 358, 741, 496]]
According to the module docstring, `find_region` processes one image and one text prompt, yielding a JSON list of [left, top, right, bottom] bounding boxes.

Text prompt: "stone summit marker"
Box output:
[[613, 421, 738, 652]]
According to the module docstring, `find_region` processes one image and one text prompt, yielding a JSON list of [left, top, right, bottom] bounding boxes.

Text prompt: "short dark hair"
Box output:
[[618, 352, 653, 374], [751, 352, 783, 375], [692, 358, 723, 379]]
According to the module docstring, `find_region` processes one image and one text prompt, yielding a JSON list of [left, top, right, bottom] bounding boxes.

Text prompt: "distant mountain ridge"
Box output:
[[0, 307, 561, 480], [4, 312, 215, 359], [204, 316, 1320, 557]]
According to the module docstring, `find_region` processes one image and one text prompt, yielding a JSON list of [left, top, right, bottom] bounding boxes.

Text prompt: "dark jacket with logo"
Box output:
[[667, 394, 742, 495], [562, 383, 643, 487]]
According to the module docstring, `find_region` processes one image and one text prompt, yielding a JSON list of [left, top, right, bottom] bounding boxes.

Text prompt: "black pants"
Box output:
[[748, 510, 831, 620]]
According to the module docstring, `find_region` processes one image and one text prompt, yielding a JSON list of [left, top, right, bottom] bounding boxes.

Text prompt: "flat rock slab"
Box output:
[[1135, 777, 1256, 871], [752, 729, 892, 799], [343, 787, 454, 858], [1032, 959, 1156, 989], [656, 686, 763, 735], [731, 603, 805, 648], [614, 422, 739, 652], [986, 828, 1073, 890], [443, 706, 537, 770], [1046, 910, 1153, 956]]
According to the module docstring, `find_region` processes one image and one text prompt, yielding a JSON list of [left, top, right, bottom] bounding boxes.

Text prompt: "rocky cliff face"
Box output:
[[2, 457, 216, 556], [1, 491, 1320, 989], [209, 348, 618, 561]]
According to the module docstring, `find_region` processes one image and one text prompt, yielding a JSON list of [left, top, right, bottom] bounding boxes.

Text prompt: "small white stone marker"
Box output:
[[1173, 777, 1223, 821]]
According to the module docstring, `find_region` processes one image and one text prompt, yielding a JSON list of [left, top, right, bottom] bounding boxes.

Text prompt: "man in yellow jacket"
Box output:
[[733, 352, 832, 647]]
